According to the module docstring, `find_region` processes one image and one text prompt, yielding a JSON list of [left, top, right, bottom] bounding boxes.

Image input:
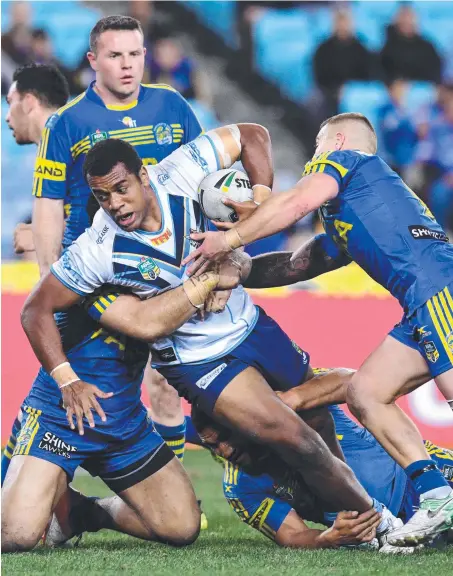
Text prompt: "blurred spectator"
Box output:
[[313, 10, 372, 116], [377, 79, 417, 174], [149, 37, 211, 104], [1, 1, 33, 91], [380, 5, 442, 84], [415, 87, 453, 230], [30, 29, 77, 93]]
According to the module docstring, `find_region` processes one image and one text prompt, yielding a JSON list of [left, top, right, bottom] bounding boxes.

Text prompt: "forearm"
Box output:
[[276, 525, 338, 549], [286, 369, 354, 412], [32, 198, 65, 276]]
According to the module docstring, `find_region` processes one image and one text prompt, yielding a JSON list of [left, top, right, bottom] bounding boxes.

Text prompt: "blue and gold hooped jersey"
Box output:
[[27, 296, 150, 437], [304, 150, 453, 315], [32, 82, 202, 248]]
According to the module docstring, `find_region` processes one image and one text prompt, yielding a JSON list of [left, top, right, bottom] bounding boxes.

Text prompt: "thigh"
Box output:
[[2, 455, 67, 546], [353, 334, 431, 404], [119, 457, 199, 544]]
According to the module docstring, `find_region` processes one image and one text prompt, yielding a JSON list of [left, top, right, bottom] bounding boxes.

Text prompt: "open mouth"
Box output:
[[116, 212, 136, 228]]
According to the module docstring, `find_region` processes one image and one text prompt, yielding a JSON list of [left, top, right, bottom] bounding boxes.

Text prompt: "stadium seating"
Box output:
[[178, 0, 238, 48], [1, 0, 100, 67]]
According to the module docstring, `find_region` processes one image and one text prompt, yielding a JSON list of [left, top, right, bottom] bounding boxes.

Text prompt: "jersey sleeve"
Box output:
[[303, 150, 361, 188], [50, 219, 113, 295], [32, 113, 70, 199], [156, 133, 220, 202], [315, 233, 352, 267]]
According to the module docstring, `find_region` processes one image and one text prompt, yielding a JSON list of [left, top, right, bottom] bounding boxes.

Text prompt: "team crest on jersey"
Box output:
[[90, 130, 108, 146], [138, 256, 161, 280], [446, 332, 453, 353], [291, 340, 308, 363], [154, 123, 173, 145], [121, 116, 136, 128], [423, 341, 439, 363]]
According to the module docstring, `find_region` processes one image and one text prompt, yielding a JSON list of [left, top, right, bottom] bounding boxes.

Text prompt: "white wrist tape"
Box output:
[[209, 124, 241, 168], [50, 362, 80, 390]]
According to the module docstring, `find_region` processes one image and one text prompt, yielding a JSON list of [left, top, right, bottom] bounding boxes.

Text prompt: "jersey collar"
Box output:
[[85, 81, 145, 110]]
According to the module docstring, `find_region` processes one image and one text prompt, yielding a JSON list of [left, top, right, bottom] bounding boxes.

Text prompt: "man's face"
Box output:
[[5, 82, 32, 145], [88, 30, 145, 99], [198, 425, 254, 469], [88, 163, 150, 231]]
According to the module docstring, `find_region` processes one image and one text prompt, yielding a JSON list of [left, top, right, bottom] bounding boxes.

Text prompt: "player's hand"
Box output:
[[204, 289, 232, 313], [275, 389, 301, 412], [61, 380, 113, 435], [212, 199, 259, 230], [182, 231, 232, 276], [322, 509, 381, 547], [14, 222, 35, 254]]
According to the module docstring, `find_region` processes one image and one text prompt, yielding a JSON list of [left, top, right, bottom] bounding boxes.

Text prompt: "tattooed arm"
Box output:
[[241, 234, 351, 289]]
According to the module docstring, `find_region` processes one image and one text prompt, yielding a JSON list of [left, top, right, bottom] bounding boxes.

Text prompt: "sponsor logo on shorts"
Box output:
[[154, 346, 177, 363], [443, 464, 453, 481], [408, 225, 448, 243], [195, 363, 227, 389], [38, 432, 78, 459], [34, 158, 66, 181], [423, 340, 439, 363], [96, 225, 109, 244], [150, 228, 172, 246], [138, 256, 160, 281], [120, 116, 136, 128], [414, 325, 432, 342]]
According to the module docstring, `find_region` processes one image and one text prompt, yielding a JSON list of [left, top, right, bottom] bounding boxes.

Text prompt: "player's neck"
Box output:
[[31, 108, 57, 145], [93, 82, 140, 108], [141, 189, 163, 233]]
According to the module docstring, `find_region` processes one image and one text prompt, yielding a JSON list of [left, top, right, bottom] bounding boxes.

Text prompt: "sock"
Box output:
[[405, 459, 452, 500], [1, 416, 21, 486], [154, 421, 186, 462], [185, 415, 203, 447]]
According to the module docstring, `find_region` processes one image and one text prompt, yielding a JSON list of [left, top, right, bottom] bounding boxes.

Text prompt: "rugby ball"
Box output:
[[198, 169, 253, 223]]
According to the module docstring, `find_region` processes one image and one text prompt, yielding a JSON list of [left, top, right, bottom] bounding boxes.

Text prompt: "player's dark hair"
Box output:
[[83, 138, 143, 183], [191, 404, 217, 436], [89, 15, 143, 52], [12, 63, 69, 109]]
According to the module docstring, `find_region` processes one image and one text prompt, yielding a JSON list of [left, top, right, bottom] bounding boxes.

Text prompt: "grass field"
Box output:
[[2, 450, 452, 575]]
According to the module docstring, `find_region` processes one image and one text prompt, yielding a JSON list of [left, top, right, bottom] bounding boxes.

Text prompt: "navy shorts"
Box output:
[[158, 307, 310, 413], [13, 403, 174, 493], [390, 284, 453, 378]]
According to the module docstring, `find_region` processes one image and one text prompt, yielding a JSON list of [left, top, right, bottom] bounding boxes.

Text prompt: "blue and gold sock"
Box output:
[[1, 416, 21, 486], [154, 421, 186, 462]]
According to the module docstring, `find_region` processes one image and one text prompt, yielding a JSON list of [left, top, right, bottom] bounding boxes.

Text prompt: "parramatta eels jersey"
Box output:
[[303, 150, 453, 315], [51, 133, 258, 366], [32, 81, 202, 247]]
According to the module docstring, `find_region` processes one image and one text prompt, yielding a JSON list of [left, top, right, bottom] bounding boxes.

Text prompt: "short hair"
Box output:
[[320, 112, 377, 153], [83, 138, 143, 183], [31, 28, 49, 41], [12, 63, 69, 109], [89, 15, 143, 52], [191, 404, 217, 435]]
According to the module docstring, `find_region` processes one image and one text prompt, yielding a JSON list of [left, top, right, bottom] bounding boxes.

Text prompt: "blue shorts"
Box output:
[[13, 403, 174, 493], [390, 285, 453, 378], [158, 307, 310, 413], [223, 461, 291, 540], [398, 440, 453, 522]]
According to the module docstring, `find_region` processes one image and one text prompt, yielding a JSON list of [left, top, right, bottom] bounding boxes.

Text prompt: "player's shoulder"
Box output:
[[141, 83, 188, 106], [44, 91, 88, 132], [304, 149, 365, 177]]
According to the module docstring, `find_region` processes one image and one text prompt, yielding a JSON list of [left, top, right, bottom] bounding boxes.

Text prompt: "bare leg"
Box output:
[[213, 367, 373, 513], [2, 455, 67, 552], [346, 336, 432, 468], [435, 369, 453, 409]]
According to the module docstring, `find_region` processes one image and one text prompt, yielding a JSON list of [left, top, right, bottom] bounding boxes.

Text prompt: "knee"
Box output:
[[156, 511, 200, 547], [346, 377, 368, 420], [1, 527, 41, 553]]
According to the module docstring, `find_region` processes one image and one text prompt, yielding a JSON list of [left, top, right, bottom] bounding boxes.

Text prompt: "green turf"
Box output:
[[2, 450, 452, 575]]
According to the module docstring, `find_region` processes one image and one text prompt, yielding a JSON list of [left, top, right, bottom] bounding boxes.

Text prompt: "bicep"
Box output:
[[89, 293, 145, 338], [27, 272, 82, 311]]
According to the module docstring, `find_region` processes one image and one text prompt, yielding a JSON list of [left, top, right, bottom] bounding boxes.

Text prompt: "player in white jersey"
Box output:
[[21, 125, 386, 521]]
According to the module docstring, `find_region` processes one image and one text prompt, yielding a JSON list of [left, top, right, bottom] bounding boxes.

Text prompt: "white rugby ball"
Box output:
[[198, 169, 253, 223]]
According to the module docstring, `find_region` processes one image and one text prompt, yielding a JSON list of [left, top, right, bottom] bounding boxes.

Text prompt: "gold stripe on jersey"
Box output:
[[13, 407, 42, 456], [303, 151, 348, 178], [108, 125, 155, 136], [70, 136, 90, 155], [56, 92, 86, 116], [141, 83, 178, 93], [424, 440, 453, 460], [427, 295, 453, 364]]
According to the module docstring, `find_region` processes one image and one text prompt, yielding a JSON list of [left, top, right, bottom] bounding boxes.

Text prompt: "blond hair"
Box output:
[[321, 112, 377, 153]]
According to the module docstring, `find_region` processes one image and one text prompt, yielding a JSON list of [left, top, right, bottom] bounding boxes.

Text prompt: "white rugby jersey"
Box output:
[[52, 134, 258, 366]]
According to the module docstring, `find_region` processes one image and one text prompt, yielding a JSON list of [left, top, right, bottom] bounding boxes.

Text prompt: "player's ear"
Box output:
[[87, 51, 97, 71], [334, 131, 346, 151], [139, 165, 149, 187], [21, 92, 35, 115]]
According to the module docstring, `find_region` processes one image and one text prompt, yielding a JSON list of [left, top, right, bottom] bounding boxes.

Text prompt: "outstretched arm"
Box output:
[[238, 234, 351, 289]]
